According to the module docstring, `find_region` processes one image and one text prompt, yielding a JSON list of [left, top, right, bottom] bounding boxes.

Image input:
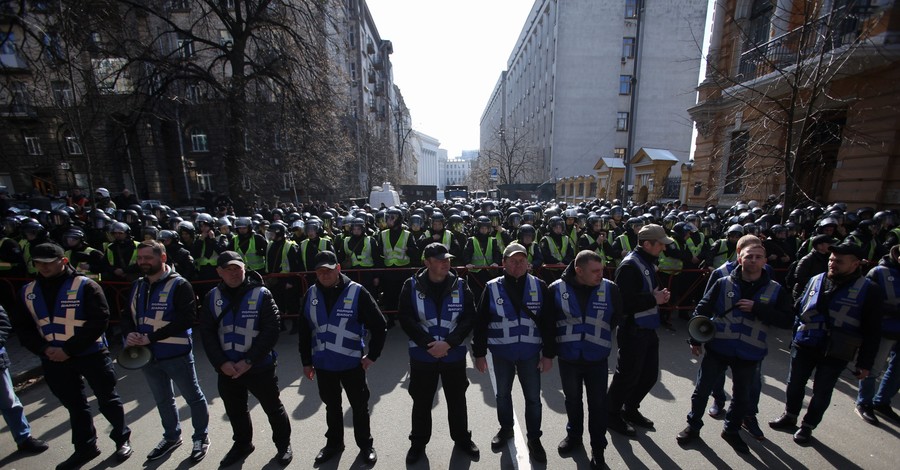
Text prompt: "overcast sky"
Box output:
[[366, 0, 536, 159]]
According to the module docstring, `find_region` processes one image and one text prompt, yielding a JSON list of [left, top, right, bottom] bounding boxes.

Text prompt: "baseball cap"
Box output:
[[503, 242, 528, 258], [314, 250, 339, 270], [811, 234, 836, 247], [32, 243, 64, 263], [216, 251, 245, 268], [828, 242, 865, 260], [637, 224, 675, 245], [423, 242, 454, 260]]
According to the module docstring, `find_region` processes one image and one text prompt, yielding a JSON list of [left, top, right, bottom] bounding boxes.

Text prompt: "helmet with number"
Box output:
[[217, 216, 232, 228], [109, 221, 130, 236], [488, 209, 502, 228], [726, 224, 744, 237], [267, 221, 288, 238], [63, 227, 86, 248], [430, 211, 445, 231], [176, 220, 195, 237], [476, 216, 492, 234], [385, 208, 402, 229], [518, 224, 536, 244], [548, 216, 565, 234], [350, 217, 366, 235], [306, 219, 322, 237], [123, 209, 140, 225], [522, 210, 535, 225], [49, 209, 71, 228], [506, 212, 522, 229], [408, 214, 424, 232], [195, 213, 215, 227], [291, 219, 305, 233], [448, 214, 464, 233], [142, 214, 159, 228], [564, 208, 578, 221]]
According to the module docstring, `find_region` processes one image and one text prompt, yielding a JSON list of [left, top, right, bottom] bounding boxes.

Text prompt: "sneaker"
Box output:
[[146, 438, 183, 461], [676, 426, 700, 445], [56, 446, 101, 470], [721, 431, 749, 454], [623, 409, 655, 428], [742, 416, 765, 440], [17, 436, 49, 454], [793, 425, 812, 444], [768, 412, 797, 430], [708, 401, 726, 419], [405, 445, 425, 464], [527, 439, 546, 463], [874, 403, 900, 423], [855, 404, 879, 425], [490, 428, 514, 450], [115, 440, 134, 462], [557, 435, 582, 454], [220, 443, 255, 467], [190, 437, 210, 462], [275, 445, 293, 465], [607, 413, 637, 437]]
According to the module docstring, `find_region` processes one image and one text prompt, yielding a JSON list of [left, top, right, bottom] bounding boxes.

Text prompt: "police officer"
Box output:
[[398, 243, 479, 464], [158, 229, 196, 280], [473, 243, 555, 463], [62, 227, 104, 282], [374, 208, 419, 311], [122, 241, 209, 462], [228, 216, 268, 274], [299, 251, 386, 466], [12, 244, 132, 469], [104, 222, 140, 282], [198, 251, 292, 466]]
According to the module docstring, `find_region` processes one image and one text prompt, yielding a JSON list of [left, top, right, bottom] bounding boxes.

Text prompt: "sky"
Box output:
[[365, 0, 537, 159]]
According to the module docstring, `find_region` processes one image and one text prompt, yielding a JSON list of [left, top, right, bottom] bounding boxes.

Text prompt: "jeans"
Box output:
[[686, 349, 757, 434], [857, 339, 898, 406], [408, 359, 470, 447], [315, 366, 373, 449], [491, 353, 542, 440], [784, 345, 846, 428], [0, 368, 31, 444], [217, 366, 291, 449], [559, 358, 608, 451], [142, 352, 209, 442], [705, 359, 763, 415]]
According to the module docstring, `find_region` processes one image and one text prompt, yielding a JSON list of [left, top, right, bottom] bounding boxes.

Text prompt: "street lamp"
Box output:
[[170, 97, 192, 203]]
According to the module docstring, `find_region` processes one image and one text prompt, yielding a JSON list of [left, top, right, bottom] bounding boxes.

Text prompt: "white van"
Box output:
[[369, 182, 401, 208]]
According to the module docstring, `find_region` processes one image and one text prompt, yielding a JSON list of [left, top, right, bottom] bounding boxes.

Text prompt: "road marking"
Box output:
[[485, 351, 530, 469]]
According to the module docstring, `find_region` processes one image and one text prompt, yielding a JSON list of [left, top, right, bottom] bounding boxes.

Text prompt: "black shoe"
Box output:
[[623, 409, 654, 428], [361, 447, 377, 465], [676, 426, 700, 445], [856, 404, 880, 425], [275, 445, 293, 465], [56, 447, 102, 470], [115, 440, 134, 462], [147, 438, 183, 461], [455, 440, 480, 459], [314, 445, 344, 465], [557, 435, 582, 454], [220, 443, 255, 467], [17, 436, 49, 454], [527, 439, 546, 463], [191, 438, 210, 463], [490, 428, 514, 450], [607, 414, 637, 437], [742, 416, 765, 441], [590, 449, 605, 470], [721, 431, 749, 454], [708, 401, 726, 419], [793, 426, 812, 444], [768, 412, 798, 430], [874, 403, 900, 423], [405, 445, 424, 464]]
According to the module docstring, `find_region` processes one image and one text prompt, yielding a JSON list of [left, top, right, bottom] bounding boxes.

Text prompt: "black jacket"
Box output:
[[693, 265, 794, 332], [614, 247, 660, 324]]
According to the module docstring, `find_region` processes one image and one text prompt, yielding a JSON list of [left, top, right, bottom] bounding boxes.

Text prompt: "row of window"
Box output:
[[19, 131, 82, 156]]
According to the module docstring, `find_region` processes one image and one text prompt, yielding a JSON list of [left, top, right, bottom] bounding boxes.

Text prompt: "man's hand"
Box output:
[[361, 356, 375, 371], [690, 344, 703, 357], [304, 366, 315, 381], [538, 356, 553, 373], [855, 368, 870, 380], [232, 359, 252, 378], [653, 288, 671, 305], [125, 332, 150, 347], [475, 356, 488, 373], [220, 361, 238, 377], [45, 346, 70, 362], [427, 340, 450, 358], [736, 299, 755, 313]]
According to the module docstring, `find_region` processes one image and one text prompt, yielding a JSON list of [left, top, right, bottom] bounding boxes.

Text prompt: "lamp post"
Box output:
[[172, 98, 192, 203]]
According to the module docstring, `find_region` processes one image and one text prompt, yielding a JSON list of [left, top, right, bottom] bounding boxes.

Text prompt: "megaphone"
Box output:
[[687, 316, 715, 343], [117, 346, 153, 370]]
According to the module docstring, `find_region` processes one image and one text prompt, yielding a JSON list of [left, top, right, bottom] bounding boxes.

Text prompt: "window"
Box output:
[[197, 173, 213, 191], [74, 173, 89, 189], [274, 130, 289, 150], [90, 32, 101, 45], [613, 147, 627, 160], [186, 83, 202, 103], [724, 131, 749, 194], [64, 132, 83, 155], [349, 62, 357, 82], [226, 0, 235, 9], [625, 0, 637, 18], [10, 82, 31, 114], [176, 35, 194, 58], [43, 33, 64, 62], [0, 32, 16, 55], [577, 182, 584, 196], [282, 173, 292, 190], [619, 75, 632, 95], [622, 37, 635, 59], [24, 135, 42, 155], [616, 112, 629, 131], [190, 128, 208, 152], [747, 0, 774, 48], [170, 0, 190, 10], [52, 81, 73, 106], [219, 30, 233, 48], [242, 174, 251, 190]]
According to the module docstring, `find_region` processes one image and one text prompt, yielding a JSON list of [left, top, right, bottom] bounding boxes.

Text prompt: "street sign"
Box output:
[[489, 167, 499, 181]]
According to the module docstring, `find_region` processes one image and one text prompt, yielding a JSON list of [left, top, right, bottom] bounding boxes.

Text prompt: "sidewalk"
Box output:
[[6, 333, 43, 386]]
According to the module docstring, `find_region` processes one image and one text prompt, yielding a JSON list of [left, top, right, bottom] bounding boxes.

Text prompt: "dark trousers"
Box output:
[[559, 358, 609, 451], [687, 349, 757, 434], [784, 345, 847, 428], [408, 359, 470, 447], [316, 366, 373, 449], [607, 326, 659, 415], [217, 366, 291, 449], [42, 352, 131, 452]]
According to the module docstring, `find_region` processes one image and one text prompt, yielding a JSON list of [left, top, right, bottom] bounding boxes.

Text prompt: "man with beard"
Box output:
[[122, 241, 210, 462]]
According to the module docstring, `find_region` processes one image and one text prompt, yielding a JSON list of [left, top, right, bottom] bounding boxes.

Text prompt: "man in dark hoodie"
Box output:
[[769, 243, 883, 444], [299, 251, 386, 466], [12, 243, 132, 469], [607, 224, 671, 437], [398, 242, 479, 465], [199, 251, 292, 466], [789, 234, 834, 301]]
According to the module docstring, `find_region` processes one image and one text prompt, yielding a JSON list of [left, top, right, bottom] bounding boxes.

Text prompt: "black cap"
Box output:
[[314, 251, 339, 270], [811, 234, 836, 247], [423, 242, 454, 260], [216, 251, 246, 268], [829, 243, 866, 260], [31, 243, 64, 262]]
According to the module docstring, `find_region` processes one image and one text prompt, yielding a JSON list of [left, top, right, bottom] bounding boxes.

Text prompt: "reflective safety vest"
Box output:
[[795, 273, 871, 348], [129, 273, 192, 359], [106, 240, 139, 268], [209, 286, 275, 366], [343, 236, 374, 267], [870, 265, 900, 337], [496, 230, 508, 253], [707, 276, 781, 361], [424, 230, 453, 250], [65, 247, 102, 281], [380, 230, 411, 267], [658, 240, 683, 275], [567, 226, 579, 250], [550, 277, 614, 362], [301, 238, 329, 269], [544, 236, 569, 264], [303, 282, 365, 371], [196, 239, 219, 267], [484, 275, 543, 361], [615, 233, 633, 255], [712, 239, 735, 268], [20, 240, 37, 275], [407, 276, 467, 363], [0, 237, 19, 271], [620, 251, 661, 329], [22, 275, 106, 356], [686, 233, 706, 258], [469, 237, 493, 273], [845, 234, 876, 261], [267, 239, 297, 273], [235, 236, 266, 271]]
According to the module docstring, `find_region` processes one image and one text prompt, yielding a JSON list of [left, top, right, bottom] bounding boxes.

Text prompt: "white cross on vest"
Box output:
[[222, 319, 258, 352]]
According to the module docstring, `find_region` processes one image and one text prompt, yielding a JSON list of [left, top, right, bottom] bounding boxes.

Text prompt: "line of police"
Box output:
[[1, 194, 899, 468]]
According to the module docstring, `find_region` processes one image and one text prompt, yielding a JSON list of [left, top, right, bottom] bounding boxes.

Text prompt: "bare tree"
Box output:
[[476, 124, 542, 187]]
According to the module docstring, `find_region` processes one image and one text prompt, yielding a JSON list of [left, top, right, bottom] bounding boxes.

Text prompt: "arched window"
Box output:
[[190, 127, 208, 152]]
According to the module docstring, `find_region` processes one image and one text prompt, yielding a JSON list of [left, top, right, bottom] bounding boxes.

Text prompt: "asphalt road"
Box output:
[[1, 319, 897, 469]]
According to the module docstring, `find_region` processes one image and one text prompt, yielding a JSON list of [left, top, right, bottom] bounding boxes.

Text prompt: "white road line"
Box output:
[[485, 351, 531, 469]]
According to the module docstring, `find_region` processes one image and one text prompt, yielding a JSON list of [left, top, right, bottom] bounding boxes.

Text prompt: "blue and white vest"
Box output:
[[209, 286, 275, 366], [707, 276, 781, 361], [869, 265, 900, 336], [408, 277, 467, 363], [620, 251, 661, 329], [550, 278, 614, 361], [303, 282, 366, 371], [22, 275, 106, 356], [129, 274, 192, 360], [485, 274, 543, 361], [795, 273, 871, 347]]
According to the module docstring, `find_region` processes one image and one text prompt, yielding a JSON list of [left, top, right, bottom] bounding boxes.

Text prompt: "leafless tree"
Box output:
[[474, 124, 542, 187]]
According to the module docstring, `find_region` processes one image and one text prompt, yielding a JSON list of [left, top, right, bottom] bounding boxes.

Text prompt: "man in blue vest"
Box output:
[[551, 250, 623, 469], [473, 242, 556, 463], [607, 224, 671, 437], [12, 243, 132, 469], [676, 243, 793, 454], [398, 242, 479, 464], [769, 242, 883, 444], [122, 241, 210, 462], [299, 250, 386, 466], [199, 251, 292, 466]]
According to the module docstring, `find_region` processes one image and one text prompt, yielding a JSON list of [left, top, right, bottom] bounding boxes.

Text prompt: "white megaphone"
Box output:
[[687, 316, 715, 343]]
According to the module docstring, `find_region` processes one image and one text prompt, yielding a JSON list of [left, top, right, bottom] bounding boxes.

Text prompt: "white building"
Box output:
[[413, 131, 441, 186], [440, 156, 473, 189]]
